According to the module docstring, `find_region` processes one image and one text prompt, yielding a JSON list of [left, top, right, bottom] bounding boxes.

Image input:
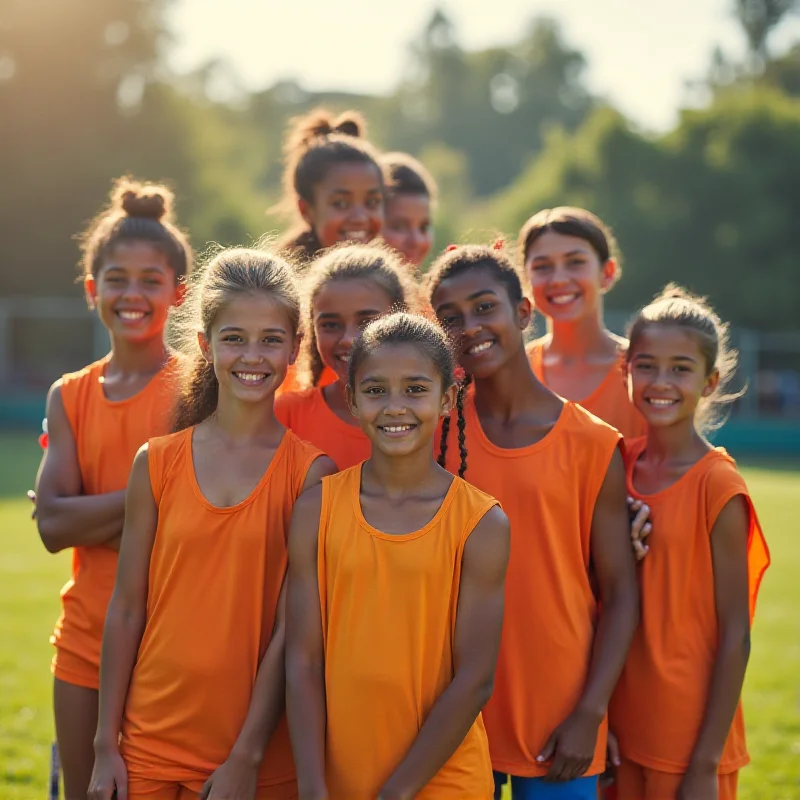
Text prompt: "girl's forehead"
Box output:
[[357, 342, 439, 373], [213, 293, 294, 328], [432, 266, 503, 303], [317, 161, 382, 189], [528, 229, 594, 253], [314, 277, 394, 309], [632, 323, 704, 353]]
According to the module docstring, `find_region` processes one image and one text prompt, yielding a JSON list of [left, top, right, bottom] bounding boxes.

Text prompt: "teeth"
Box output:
[[468, 341, 493, 355], [383, 425, 413, 433], [343, 230, 368, 241], [118, 310, 146, 320], [337, 355, 349, 363], [235, 372, 266, 383], [647, 398, 677, 406], [549, 294, 579, 305]]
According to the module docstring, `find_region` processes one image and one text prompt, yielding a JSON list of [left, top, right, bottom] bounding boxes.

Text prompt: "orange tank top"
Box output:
[[609, 438, 770, 774], [442, 396, 621, 778], [276, 364, 336, 397], [52, 355, 175, 672], [318, 464, 498, 799], [526, 339, 646, 440], [275, 386, 370, 470], [120, 427, 322, 789]]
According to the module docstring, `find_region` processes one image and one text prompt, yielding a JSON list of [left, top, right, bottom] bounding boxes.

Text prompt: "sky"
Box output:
[[167, 0, 800, 132]]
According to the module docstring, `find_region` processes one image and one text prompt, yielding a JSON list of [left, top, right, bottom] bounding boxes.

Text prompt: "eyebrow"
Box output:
[[633, 353, 698, 363], [218, 326, 287, 334], [531, 249, 589, 260], [434, 289, 498, 313], [316, 309, 382, 320], [104, 265, 166, 274], [359, 375, 435, 385]]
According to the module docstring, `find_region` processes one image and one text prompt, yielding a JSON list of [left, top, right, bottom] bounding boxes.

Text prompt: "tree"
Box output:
[[483, 90, 800, 331], [734, 0, 798, 68]]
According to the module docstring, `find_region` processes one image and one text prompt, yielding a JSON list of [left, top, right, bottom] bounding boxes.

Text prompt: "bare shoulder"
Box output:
[[464, 504, 510, 574]]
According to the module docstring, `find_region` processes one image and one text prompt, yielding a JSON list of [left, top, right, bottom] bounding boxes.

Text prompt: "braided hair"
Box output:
[[436, 371, 470, 478], [426, 243, 528, 479], [348, 312, 468, 476]]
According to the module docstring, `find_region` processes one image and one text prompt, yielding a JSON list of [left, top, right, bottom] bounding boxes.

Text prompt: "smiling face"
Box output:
[[300, 162, 384, 249], [348, 342, 456, 458], [313, 278, 396, 383], [382, 193, 433, 266], [627, 323, 718, 430], [525, 230, 616, 323], [431, 266, 531, 380], [86, 240, 180, 344], [199, 293, 299, 406]]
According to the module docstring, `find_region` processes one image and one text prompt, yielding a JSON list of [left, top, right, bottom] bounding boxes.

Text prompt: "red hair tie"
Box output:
[[492, 238, 505, 251], [446, 244, 459, 252]]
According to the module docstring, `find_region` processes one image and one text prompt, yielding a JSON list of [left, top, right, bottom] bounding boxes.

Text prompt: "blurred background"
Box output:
[[1, 0, 800, 452]]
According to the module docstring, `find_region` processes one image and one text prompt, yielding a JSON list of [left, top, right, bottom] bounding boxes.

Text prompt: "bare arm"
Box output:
[[285, 484, 328, 800], [35, 382, 125, 552], [88, 446, 158, 800], [540, 448, 639, 781], [378, 506, 511, 800], [94, 446, 158, 749], [679, 496, 751, 799]]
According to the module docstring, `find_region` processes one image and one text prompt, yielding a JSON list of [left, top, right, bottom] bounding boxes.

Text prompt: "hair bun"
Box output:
[[287, 108, 366, 154], [112, 178, 173, 221], [332, 113, 363, 138]]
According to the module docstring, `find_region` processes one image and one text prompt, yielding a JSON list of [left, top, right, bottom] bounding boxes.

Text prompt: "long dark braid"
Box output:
[[456, 373, 470, 478], [437, 372, 470, 478]]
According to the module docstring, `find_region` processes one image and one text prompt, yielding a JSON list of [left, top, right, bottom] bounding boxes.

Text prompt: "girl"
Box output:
[[520, 207, 646, 441], [380, 151, 436, 268], [609, 286, 770, 800], [275, 242, 418, 470], [34, 178, 191, 800], [276, 107, 384, 395], [88, 249, 336, 800], [277, 107, 385, 266], [428, 244, 640, 800], [286, 312, 511, 800]]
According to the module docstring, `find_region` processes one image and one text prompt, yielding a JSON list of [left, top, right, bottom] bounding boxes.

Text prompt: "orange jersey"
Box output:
[[318, 465, 498, 799], [275, 387, 370, 470], [609, 438, 770, 774], [120, 428, 322, 790], [276, 364, 336, 397], [526, 339, 646, 440], [52, 355, 175, 688], [442, 396, 620, 778]]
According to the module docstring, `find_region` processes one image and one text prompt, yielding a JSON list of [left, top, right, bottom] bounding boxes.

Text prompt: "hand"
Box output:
[[628, 496, 651, 560], [27, 490, 37, 521], [677, 763, 719, 800], [200, 750, 259, 800], [599, 730, 621, 789], [537, 707, 602, 782], [88, 745, 128, 800]]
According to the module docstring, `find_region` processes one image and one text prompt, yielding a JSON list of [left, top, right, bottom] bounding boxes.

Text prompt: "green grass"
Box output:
[[1, 433, 798, 799]]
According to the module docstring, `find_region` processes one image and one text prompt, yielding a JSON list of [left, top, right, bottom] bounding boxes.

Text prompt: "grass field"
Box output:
[[0, 432, 798, 799]]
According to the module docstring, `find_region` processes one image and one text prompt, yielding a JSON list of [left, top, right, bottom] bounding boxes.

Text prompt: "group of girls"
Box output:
[[32, 107, 769, 800]]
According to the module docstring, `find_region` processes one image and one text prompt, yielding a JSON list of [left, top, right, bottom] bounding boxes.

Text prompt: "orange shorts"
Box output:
[[617, 759, 738, 800], [127, 777, 297, 800], [52, 646, 99, 690]]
